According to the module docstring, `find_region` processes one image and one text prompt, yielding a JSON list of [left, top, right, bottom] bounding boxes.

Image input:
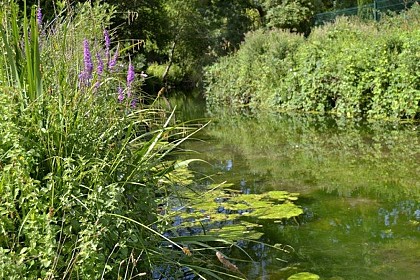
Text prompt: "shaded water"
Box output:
[[171, 94, 420, 280]]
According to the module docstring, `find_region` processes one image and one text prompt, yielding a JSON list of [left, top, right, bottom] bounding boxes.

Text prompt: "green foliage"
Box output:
[[147, 62, 184, 85], [288, 272, 320, 280], [205, 29, 305, 110], [0, 1, 254, 279], [264, 0, 315, 34], [205, 4, 420, 120]]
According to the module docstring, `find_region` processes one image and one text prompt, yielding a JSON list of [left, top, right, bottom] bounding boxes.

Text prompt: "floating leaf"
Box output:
[[264, 191, 300, 201], [246, 202, 303, 220], [172, 182, 302, 240], [287, 272, 320, 280], [210, 223, 264, 241]]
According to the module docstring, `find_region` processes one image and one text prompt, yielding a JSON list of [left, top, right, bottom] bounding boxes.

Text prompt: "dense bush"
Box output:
[[205, 29, 305, 109], [204, 3, 420, 120]]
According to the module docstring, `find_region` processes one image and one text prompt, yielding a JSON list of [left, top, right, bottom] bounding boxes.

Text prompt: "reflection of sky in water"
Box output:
[[378, 200, 420, 228], [240, 179, 251, 194], [415, 209, 420, 220], [226, 159, 233, 171], [215, 159, 233, 171]]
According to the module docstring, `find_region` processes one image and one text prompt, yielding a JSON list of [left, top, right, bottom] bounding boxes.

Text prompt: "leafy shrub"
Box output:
[[204, 3, 420, 120], [204, 29, 305, 111]]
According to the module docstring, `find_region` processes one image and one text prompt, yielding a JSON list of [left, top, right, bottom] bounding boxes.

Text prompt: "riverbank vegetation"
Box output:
[[205, 4, 420, 121], [1, 1, 294, 279], [25, 0, 351, 91], [2, 0, 419, 279]]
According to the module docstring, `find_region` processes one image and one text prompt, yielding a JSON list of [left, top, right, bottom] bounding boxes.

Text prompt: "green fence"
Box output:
[[315, 0, 419, 25]]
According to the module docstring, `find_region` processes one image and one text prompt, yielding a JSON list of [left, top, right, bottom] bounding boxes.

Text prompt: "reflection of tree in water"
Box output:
[[179, 108, 419, 279], [205, 113, 419, 201], [251, 189, 420, 279]]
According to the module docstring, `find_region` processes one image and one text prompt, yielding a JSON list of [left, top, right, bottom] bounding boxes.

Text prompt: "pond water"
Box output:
[[170, 94, 420, 280]]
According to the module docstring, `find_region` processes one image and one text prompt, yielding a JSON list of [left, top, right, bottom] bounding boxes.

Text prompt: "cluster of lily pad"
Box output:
[[164, 177, 303, 241]]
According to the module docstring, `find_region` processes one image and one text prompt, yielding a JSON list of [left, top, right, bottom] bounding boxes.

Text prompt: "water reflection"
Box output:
[[173, 96, 420, 279]]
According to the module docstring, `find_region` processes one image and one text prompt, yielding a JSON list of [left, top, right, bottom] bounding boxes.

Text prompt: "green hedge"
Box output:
[[204, 4, 420, 120]]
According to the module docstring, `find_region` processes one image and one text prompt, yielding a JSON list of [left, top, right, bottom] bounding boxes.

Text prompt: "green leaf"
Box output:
[[246, 202, 303, 220], [287, 272, 320, 280]]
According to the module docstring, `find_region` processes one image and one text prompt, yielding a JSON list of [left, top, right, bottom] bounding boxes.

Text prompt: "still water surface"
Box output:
[[172, 94, 420, 280]]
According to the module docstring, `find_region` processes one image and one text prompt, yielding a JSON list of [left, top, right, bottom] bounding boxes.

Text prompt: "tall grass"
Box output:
[[0, 1, 247, 279]]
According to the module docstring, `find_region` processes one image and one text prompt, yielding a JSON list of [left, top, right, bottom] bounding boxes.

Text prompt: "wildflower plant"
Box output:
[[104, 29, 111, 62], [36, 6, 42, 27], [126, 60, 135, 98], [79, 38, 94, 86], [0, 1, 251, 279]]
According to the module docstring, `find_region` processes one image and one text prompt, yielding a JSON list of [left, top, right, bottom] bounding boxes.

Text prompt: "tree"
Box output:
[[260, 0, 315, 34]]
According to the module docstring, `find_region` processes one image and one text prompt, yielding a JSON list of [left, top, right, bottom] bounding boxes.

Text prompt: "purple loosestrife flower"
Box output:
[[117, 86, 124, 102], [108, 47, 119, 71], [94, 52, 104, 89], [83, 39, 93, 79], [96, 52, 104, 76], [77, 39, 94, 87], [104, 29, 110, 62], [79, 39, 93, 86], [126, 62, 135, 98], [36, 7, 42, 27], [131, 98, 137, 108], [127, 63, 135, 86]]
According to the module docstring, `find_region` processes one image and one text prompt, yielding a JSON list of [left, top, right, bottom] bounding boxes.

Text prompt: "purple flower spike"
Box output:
[[127, 63, 135, 86], [108, 47, 118, 70], [117, 86, 124, 102], [104, 29, 110, 62], [96, 52, 104, 76], [131, 98, 137, 108], [78, 39, 93, 86], [36, 7, 42, 27], [126, 62, 135, 98], [83, 39, 93, 80]]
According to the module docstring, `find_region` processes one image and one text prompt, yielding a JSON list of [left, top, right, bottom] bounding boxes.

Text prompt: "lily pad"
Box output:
[[264, 190, 300, 201], [171, 183, 302, 240], [209, 222, 264, 240], [287, 272, 320, 280], [246, 202, 303, 220]]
